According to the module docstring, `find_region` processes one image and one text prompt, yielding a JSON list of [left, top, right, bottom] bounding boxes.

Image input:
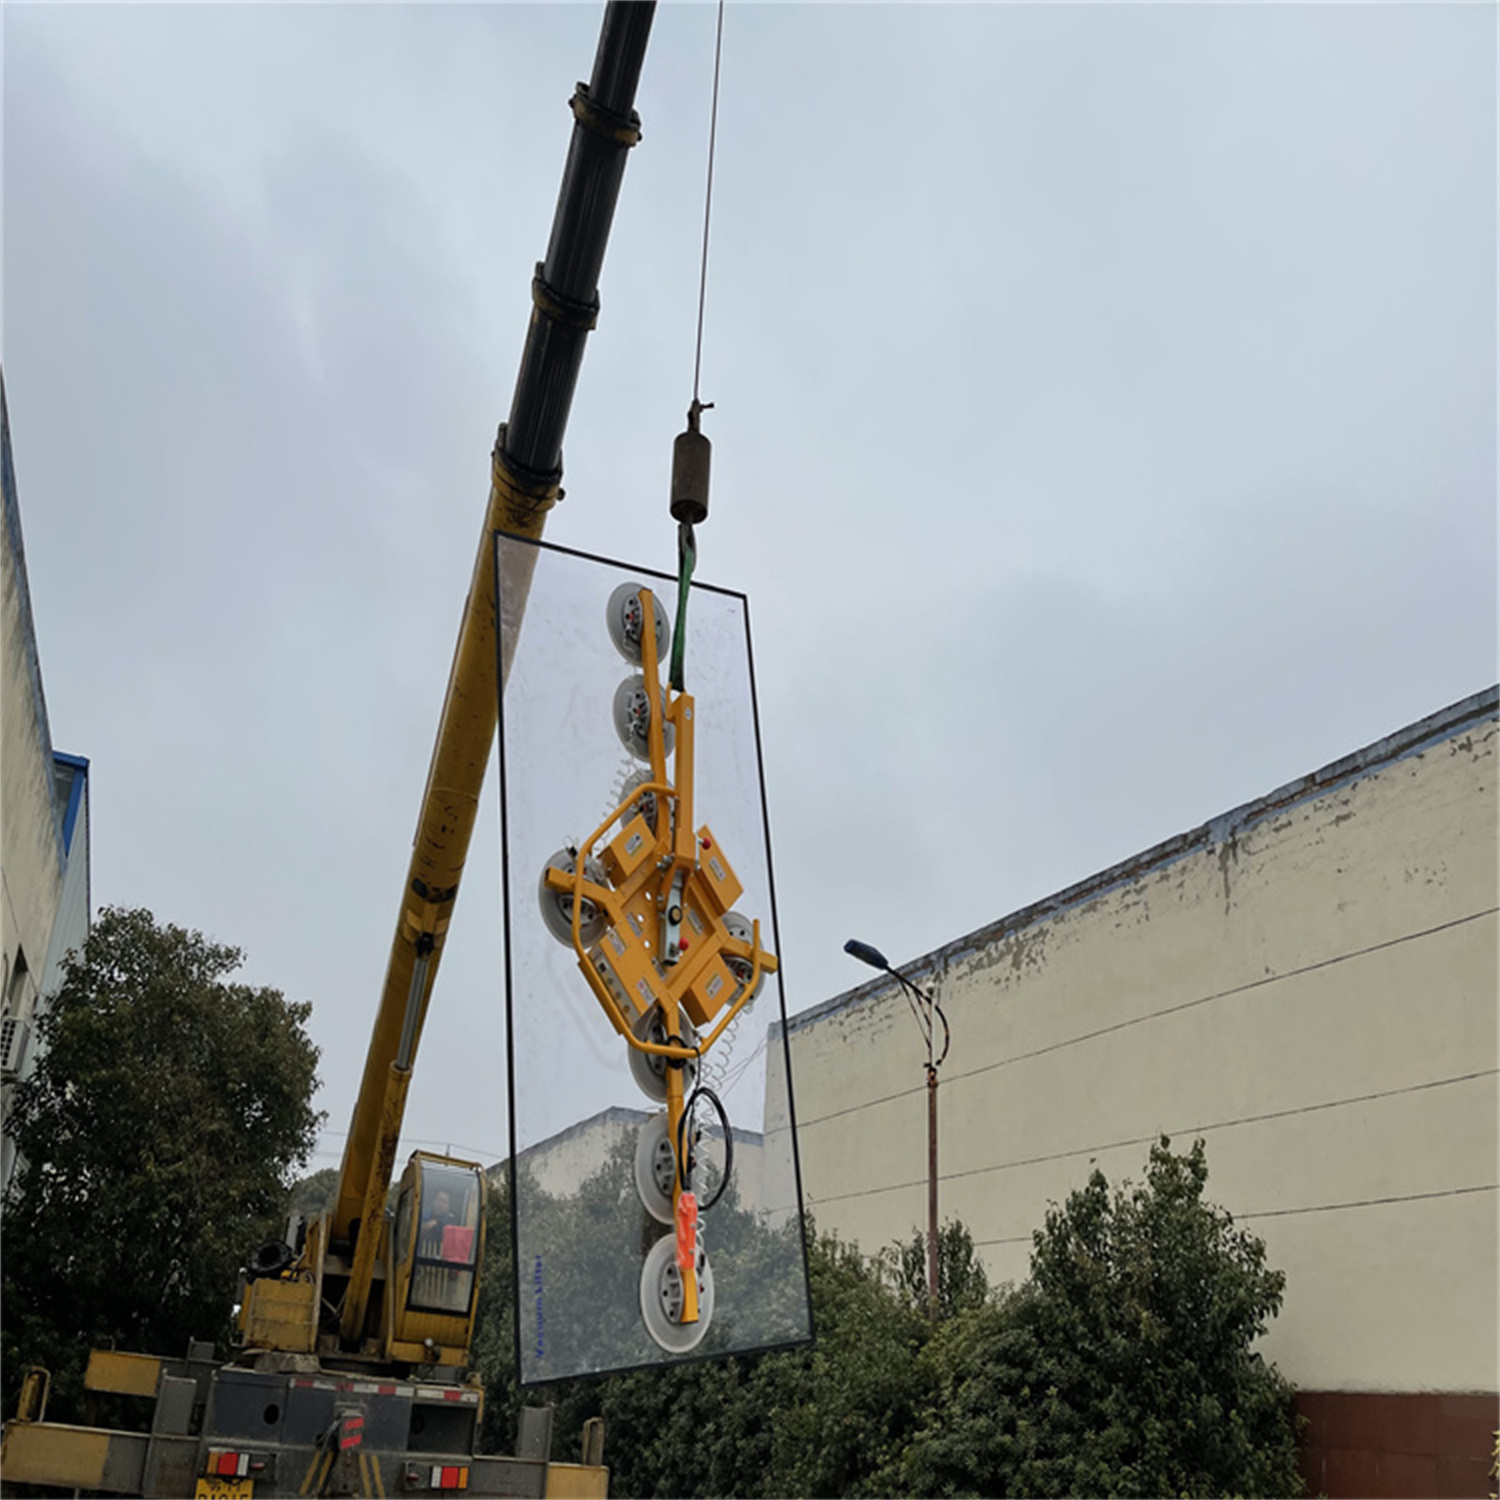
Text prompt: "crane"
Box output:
[[2, 4, 660, 1493], [295, 0, 657, 1377]]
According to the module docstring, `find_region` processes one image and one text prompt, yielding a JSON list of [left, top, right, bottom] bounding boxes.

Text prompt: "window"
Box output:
[[4, 949, 29, 1019], [407, 1164, 481, 1317]]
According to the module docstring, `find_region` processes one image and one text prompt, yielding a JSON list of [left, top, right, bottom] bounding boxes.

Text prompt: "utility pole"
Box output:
[[844, 939, 950, 1315], [926, 1053, 939, 1313]]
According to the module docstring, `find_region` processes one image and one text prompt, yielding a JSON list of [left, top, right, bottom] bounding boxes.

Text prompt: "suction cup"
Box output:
[[639, 1231, 714, 1355], [618, 767, 662, 836], [538, 849, 609, 946], [613, 676, 676, 762], [722, 911, 766, 1002], [628, 1005, 699, 1103], [634, 1112, 676, 1225], [606, 581, 670, 666]]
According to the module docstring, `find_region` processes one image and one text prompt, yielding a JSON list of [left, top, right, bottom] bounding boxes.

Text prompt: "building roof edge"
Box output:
[[779, 686, 1500, 1038]]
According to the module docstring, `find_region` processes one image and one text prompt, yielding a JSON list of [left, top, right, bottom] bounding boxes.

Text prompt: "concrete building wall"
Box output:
[[37, 756, 90, 1004], [509, 1106, 648, 1200], [2, 402, 64, 1013], [1, 380, 90, 1191], [2, 383, 64, 1181], [503, 1103, 766, 1213], [782, 690, 1497, 1409]]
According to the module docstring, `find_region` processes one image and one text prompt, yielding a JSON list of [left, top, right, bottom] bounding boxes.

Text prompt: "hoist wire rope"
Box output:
[[671, 0, 725, 694], [692, 0, 727, 409]]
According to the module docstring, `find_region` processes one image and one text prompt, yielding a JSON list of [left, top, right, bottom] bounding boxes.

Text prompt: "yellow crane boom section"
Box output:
[[332, 457, 555, 1340], [312, 0, 654, 1358]]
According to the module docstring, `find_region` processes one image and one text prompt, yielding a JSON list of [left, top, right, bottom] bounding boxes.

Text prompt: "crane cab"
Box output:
[[383, 1153, 485, 1369]]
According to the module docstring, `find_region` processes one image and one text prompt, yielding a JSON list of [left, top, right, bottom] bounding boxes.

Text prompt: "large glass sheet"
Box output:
[[494, 532, 812, 1384]]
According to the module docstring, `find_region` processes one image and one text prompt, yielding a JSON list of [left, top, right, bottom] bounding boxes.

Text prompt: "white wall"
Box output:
[[1, 438, 67, 1188], [1, 517, 64, 1021], [512, 1106, 645, 1200], [783, 691, 1498, 1394], [2, 391, 92, 1193]]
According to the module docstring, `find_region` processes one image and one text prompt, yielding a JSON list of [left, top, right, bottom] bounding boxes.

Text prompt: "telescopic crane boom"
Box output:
[[1, 6, 656, 1494], [319, 0, 656, 1361]]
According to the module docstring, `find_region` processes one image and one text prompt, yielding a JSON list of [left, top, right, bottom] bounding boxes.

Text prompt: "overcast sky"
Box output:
[[4, 2, 1494, 1177]]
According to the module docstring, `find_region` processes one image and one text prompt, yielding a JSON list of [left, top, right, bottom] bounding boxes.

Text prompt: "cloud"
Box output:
[[5, 1, 1493, 1167]]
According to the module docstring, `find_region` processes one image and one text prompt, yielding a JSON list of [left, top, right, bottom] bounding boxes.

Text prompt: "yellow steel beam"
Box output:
[[545, 1463, 611, 1499], [0, 1421, 148, 1492], [84, 1348, 161, 1398], [333, 456, 555, 1343]]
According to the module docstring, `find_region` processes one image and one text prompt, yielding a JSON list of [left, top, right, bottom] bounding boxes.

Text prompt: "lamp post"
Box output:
[[844, 938, 951, 1315]]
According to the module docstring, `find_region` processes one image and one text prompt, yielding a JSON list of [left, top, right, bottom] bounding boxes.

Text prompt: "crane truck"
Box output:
[[2, 4, 668, 1493]]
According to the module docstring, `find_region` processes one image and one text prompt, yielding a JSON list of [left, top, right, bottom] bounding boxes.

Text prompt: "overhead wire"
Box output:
[[802, 1066, 1497, 1210], [941, 905, 1496, 1093], [968, 1183, 1499, 1250], [718, 1033, 768, 1098], [792, 907, 1497, 1133], [310, 1127, 508, 1168]]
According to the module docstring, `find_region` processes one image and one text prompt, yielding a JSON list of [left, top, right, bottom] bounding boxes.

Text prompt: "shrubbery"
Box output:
[[480, 1136, 1302, 1497], [894, 1139, 1301, 1497]]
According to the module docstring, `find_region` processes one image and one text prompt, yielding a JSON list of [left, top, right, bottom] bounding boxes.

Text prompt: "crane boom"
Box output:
[[2, 10, 665, 1490], [329, 0, 657, 1346]]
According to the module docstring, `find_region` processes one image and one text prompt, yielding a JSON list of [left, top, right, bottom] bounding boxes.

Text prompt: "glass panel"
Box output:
[[409, 1162, 482, 1315], [495, 533, 812, 1385]]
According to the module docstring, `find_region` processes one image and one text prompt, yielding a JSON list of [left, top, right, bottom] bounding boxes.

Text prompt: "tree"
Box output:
[[2, 907, 322, 1420], [881, 1218, 991, 1319], [288, 1165, 341, 1223], [470, 1174, 526, 1457], [473, 1203, 933, 1498], [897, 1137, 1302, 1498], [552, 1225, 931, 1499], [465, 1138, 1300, 1497]]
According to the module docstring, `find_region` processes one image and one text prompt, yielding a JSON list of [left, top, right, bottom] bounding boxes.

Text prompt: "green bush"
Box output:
[[474, 1136, 1301, 1497], [897, 1138, 1302, 1497]]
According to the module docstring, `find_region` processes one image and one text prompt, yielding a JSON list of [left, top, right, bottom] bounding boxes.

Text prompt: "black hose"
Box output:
[[675, 1083, 733, 1211]]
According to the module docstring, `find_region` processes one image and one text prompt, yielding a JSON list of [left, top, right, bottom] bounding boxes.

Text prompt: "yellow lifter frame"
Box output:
[[541, 585, 777, 1323]]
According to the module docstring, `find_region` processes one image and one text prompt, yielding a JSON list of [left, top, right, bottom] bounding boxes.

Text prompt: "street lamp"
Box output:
[[844, 939, 951, 1315]]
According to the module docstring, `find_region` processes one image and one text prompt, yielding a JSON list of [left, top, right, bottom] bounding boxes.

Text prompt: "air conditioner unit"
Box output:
[[1, 1016, 31, 1080]]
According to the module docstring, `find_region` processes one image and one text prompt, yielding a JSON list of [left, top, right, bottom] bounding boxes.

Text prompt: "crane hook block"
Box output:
[[671, 406, 711, 525]]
